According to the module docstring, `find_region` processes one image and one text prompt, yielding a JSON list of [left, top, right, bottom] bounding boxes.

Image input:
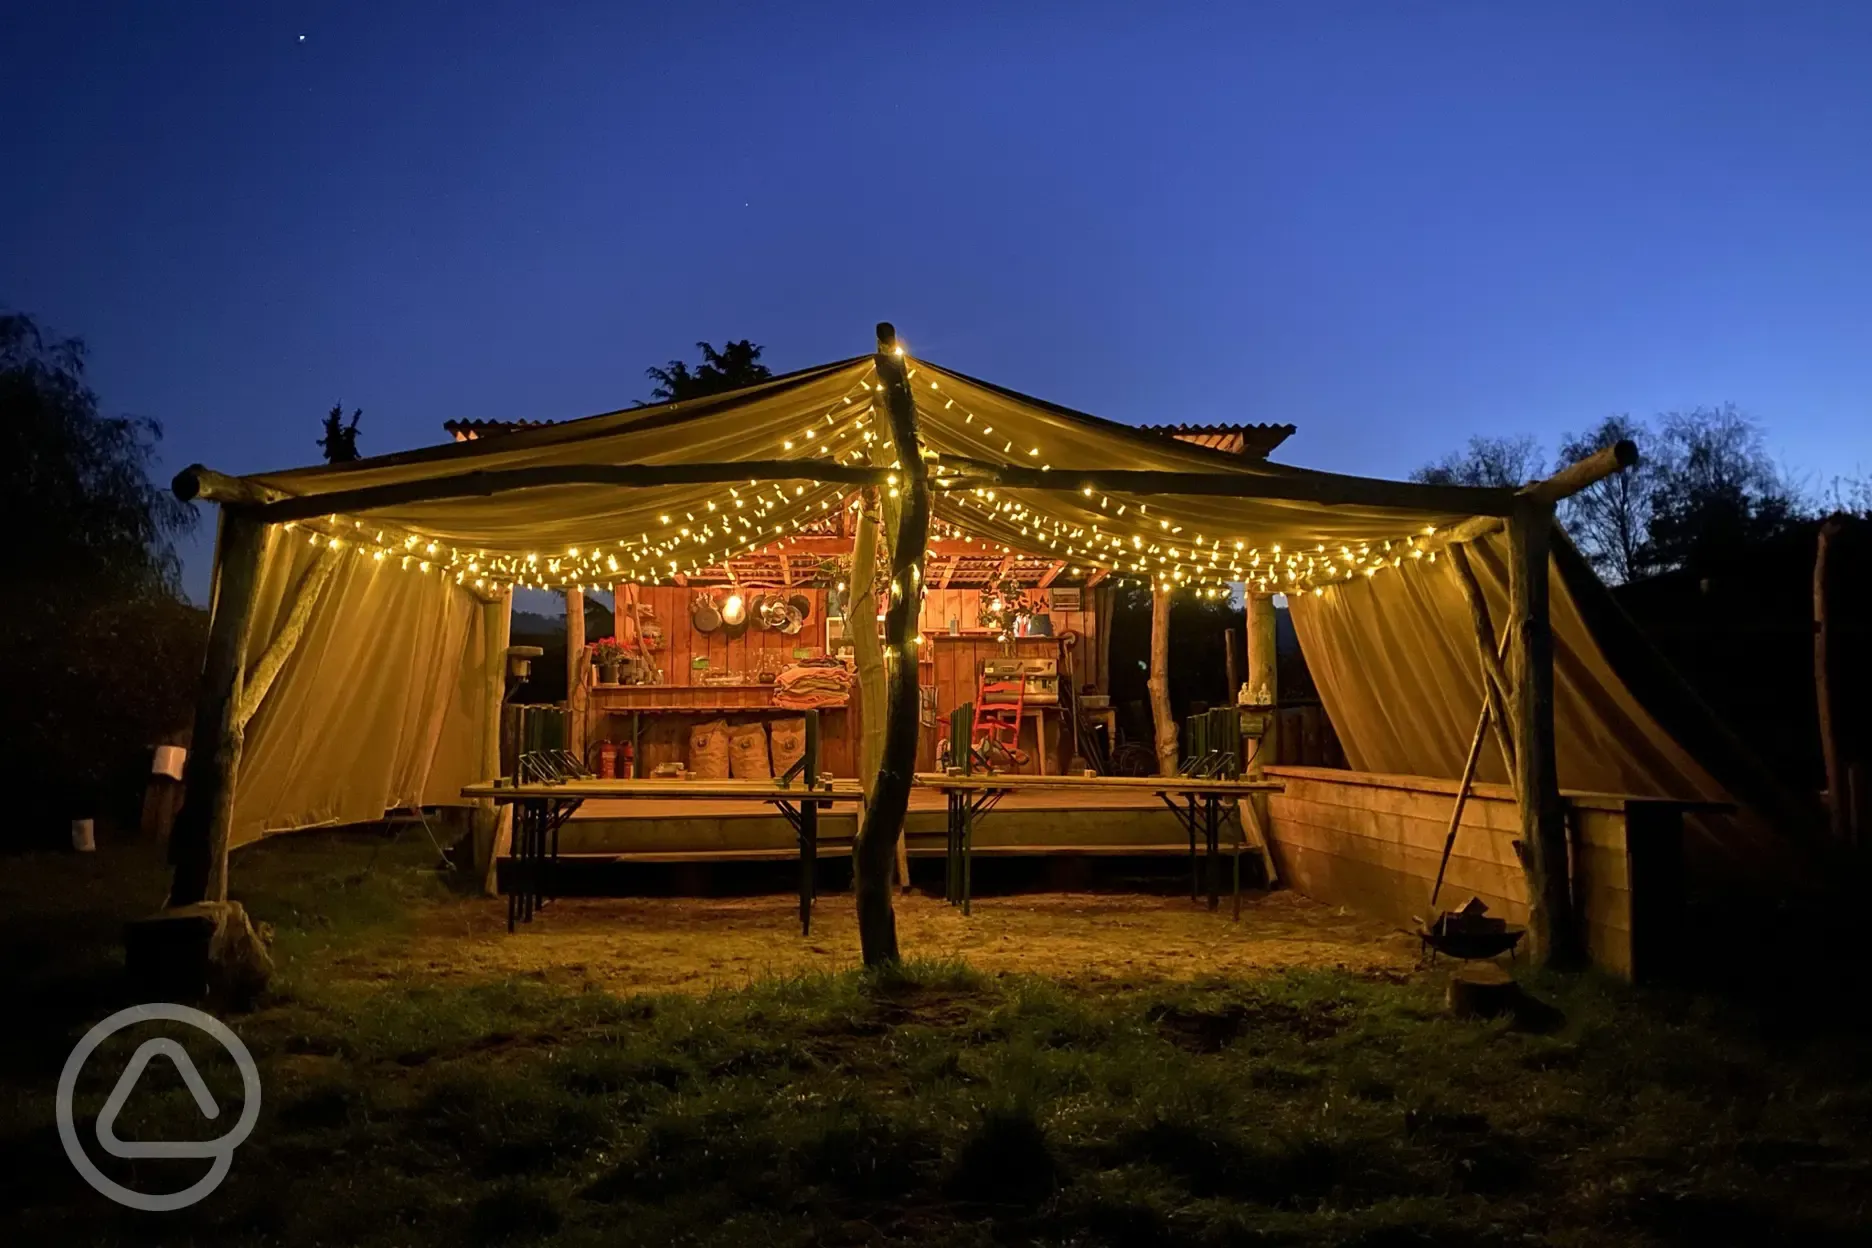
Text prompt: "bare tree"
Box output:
[[1412, 434, 1544, 488], [1647, 405, 1801, 574], [1557, 415, 1655, 582]]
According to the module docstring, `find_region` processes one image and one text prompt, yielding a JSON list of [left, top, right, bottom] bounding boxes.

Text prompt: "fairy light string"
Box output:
[[270, 354, 1464, 604]]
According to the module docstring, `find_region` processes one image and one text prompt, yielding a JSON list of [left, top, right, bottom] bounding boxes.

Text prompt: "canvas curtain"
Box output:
[[1286, 527, 1799, 880], [230, 530, 484, 846]]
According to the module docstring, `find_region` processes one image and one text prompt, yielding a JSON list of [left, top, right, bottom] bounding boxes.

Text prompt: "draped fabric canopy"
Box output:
[[216, 349, 1793, 877]]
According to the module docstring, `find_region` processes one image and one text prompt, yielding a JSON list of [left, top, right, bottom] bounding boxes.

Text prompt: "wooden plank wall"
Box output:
[[614, 585, 833, 679], [595, 585, 854, 776], [913, 588, 1103, 774], [1263, 765, 1639, 977]]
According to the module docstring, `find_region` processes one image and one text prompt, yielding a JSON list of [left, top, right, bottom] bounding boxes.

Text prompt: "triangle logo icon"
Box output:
[[94, 1038, 225, 1159]]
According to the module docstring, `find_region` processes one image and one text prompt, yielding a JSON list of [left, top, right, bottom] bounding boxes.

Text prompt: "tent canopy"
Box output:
[[208, 352, 1512, 596], [186, 342, 1800, 883]]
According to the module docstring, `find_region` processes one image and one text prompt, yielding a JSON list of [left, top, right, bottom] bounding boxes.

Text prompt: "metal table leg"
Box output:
[[1205, 795, 1221, 912]]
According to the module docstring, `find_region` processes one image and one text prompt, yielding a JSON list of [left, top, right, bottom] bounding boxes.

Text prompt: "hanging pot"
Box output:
[[721, 596, 752, 641], [760, 595, 793, 630], [788, 593, 813, 624], [749, 593, 772, 630], [691, 592, 721, 634], [779, 603, 806, 635]]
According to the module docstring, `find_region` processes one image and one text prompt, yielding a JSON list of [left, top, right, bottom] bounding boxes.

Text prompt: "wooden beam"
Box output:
[[1039, 560, 1067, 588], [933, 463, 1520, 517], [1245, 591, 1279, 863], [1148, 585, 1177, 775], [854, 323, 932, 967], [937, 554, 956, 590], [170, 511, 274, 906], [1086, 568, 1110, 588], [172, 465, 289, 508], [1445, 543, 1518, 784], [244, 460, 892, 525], [1519, 439, 1639, 506], [236, 547, 340, 731], [1507, 498, 1579, 968], [1428, 442, 1643, 554]]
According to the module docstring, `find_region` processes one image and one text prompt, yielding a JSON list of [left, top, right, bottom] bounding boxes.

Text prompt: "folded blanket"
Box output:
[[773, 663, 853, 709]]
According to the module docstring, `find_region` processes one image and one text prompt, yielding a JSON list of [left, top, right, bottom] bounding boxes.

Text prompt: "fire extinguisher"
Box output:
[[597, 741, 618, 779], [619, 740, 634, 777]]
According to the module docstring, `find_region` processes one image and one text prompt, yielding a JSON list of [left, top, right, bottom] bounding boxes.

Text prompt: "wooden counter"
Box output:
[[590, 683, 856, 778]]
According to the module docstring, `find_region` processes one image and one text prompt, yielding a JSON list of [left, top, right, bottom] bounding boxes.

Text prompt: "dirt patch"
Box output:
[[372, 890, 1417, 996]]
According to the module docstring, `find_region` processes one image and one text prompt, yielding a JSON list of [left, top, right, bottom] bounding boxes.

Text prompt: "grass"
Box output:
[[3, 831, 1871, 1246]]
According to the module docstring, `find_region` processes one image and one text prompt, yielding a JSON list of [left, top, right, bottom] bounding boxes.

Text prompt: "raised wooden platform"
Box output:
[[553, 787, 1205, 859]]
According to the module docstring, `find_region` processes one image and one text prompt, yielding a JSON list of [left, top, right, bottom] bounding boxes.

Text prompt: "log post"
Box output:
[[1245, 591, 1280, 851], [565, 587, 588, 765], [475, 589, 513, 896], [1815, 516, 1851, 846], [1507, 498, 1580, 967], [169, 511, 274, 906], [1149, 585, 1178, 775], [853, 323, 931, 965], [1223, 626, 1240, 705]]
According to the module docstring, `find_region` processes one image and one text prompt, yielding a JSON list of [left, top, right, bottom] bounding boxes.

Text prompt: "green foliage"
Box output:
[[645, 340, 772, 404], [317, 403, 362, 463], [0, 310, 193, 589], [0, 310, 203, 840]]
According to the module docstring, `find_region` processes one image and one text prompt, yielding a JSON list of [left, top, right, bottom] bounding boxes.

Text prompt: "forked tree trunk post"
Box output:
[[1148, 585, 1178, 775], [853, 323, 932, 965], [170, 511, 273, 906], [1507, 499, 1580, 967]]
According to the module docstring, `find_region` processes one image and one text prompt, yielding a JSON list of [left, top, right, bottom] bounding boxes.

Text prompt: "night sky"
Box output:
[[5, 2, 1870, 603]]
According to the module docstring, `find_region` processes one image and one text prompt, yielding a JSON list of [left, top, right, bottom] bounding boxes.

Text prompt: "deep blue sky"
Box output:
[[6, 2, 1870, 602]]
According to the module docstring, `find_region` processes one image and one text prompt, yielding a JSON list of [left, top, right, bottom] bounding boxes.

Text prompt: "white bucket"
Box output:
[[71, 818, 96, 852], [152, 744, 187, 780]]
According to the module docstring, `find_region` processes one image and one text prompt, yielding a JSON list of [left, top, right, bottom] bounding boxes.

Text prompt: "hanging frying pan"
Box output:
[[691, 592, 721, 634], [760, 595, 793, 630], [779, 603, 805, 635], [748, 592, 772, 630], [788, 593, 813, 624]]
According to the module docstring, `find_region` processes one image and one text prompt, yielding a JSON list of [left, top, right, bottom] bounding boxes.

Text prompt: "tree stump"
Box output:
[[1445, 962, 1520, 1019], [124, 901, 274, 1008]]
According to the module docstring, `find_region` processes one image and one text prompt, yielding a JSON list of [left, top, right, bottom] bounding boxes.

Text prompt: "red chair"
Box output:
[[972, 675, 1030, 770]]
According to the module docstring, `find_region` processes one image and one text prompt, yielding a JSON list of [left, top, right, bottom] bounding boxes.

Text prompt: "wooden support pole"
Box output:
[[170, 511, 273, 907], [1148, 585, 1178, 775], [1223, 627, 1240, 705], [849, 493, 887, 790], [236, 548, 339, 731], [475, 589, 513, 896], [1246, 593, 1278, 750], [1245, 591, 1280, 856], [1445, 543, 1519, 785], [1507, 498, 1580, 968], [1815, 516, 1853, 846], [565, 587, 588, 765], [853, 323, 932, 966]]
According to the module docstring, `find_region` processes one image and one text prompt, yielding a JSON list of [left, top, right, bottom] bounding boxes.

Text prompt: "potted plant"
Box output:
[[590, 637, 628, 685]]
